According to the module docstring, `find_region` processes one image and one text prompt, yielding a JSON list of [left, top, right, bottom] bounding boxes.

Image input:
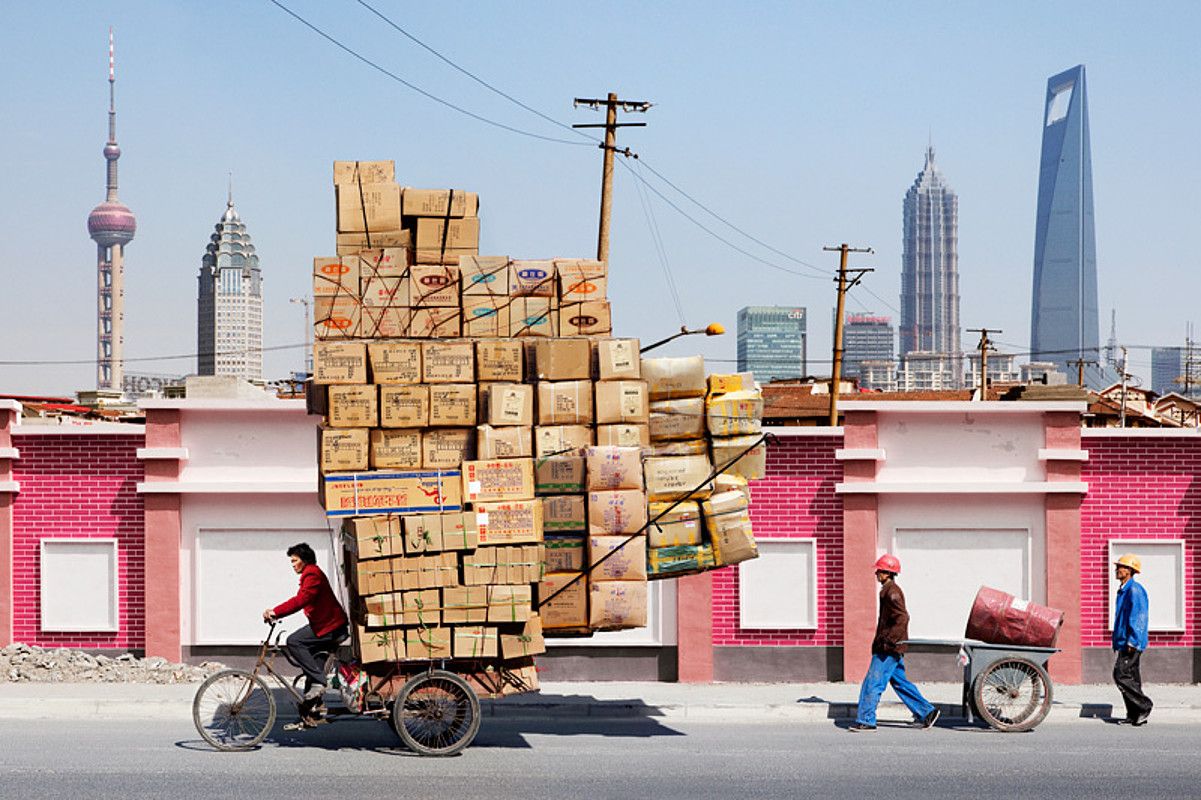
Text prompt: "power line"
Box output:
[[266, 0, 591, 146], [0, 343, 306, 368], [630, 159, 686, 326]]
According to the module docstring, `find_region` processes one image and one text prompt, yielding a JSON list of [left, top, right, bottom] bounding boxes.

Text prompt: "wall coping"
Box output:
[[1038, 448, 1089, 461], [13, 423, 145, 435], [0, 447, 18, 459], [139, 398, 306, 411], [0, 480, 19, 492], [0, 400, 21, 413], [840, 401, 1086, 413], [1082, 428, 1201, 438], [762, 426, 843, 437], [835, 448, 885, 461], [137, 480, 316, 494], [136, 447, 189, 460], [835, 480, 1089, 494]]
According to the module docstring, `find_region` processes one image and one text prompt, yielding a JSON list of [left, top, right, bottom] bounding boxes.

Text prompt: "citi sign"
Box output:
[[787, 310, 804, 320]]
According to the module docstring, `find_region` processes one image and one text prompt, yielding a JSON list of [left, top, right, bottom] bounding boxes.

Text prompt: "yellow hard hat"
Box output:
[[1114, 553, 1142, 573]]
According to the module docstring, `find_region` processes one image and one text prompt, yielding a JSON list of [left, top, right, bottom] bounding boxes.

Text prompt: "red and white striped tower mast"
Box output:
[[86, 28, 137, 390]]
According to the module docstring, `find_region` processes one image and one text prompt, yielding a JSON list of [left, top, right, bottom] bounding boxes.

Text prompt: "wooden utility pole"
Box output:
[[967, 328, 1001, 399], [1067, 358, 1098, 387], [573, 93, 651, 261], [1119, 346, 1129, 428], [824, 243, 873, 426]]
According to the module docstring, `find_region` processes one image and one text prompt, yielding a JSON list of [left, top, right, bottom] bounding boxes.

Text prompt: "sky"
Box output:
[[2, 1, 1199, 396]]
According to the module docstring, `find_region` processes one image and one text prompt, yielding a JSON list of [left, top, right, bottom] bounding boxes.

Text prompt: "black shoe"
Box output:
[[921, 708, 941, 729], [1114, 718, 1134, 725], [848, 723, 877, 733], [1132, 714, 1150, 726]]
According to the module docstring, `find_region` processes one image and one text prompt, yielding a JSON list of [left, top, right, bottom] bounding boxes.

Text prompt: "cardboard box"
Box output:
[[313, 341, 367, 385], [399, 589, 442, 627], [414, 247, 477, 266], [439, 510, 481, 551], [462, 544, 543, 586], [412, 217, 480, 251], [532, 339, 592, 381], [422, 428, 475, 469], [646, 439, 709, 457], [327, 385, 378, 427], [345, 515, 404, 560], [585, 446, 645, 491], [403, 627, 453, 660], [589, 580, 648, 630], [442, 585, 488, 624], [595, 338, 641, 381], [368, 341, 421, 385], [356, 247, 411, 280], [392, 552, 461, 591], [714, 472, 751, 502], [422, 341, 474, 383], [487, 584, 533, 624], [554, 258, 607, 302], [596, 424, 650, 448], [707, 372, 757, 396], [647, 543, 716, 578], [370, 429, 421, 469], [648, 398, 706, 441], [589, 535, 648, 581], [336, 182, 402, 234], [544, 535, 586, 572], [595, 380, 649, 425], [534, 455, 587, 494], [336, 229, 411, 255], [333, 160, 395, 185], [558, 300, 612, 337], [428, 384, 476, 426], [476, 499, 543, 546], [313, 256, 360, 298], [408, 265, 462, 307], [379, 384, 429, 428], [360, 275, 408, 309], [459, 255, 510, 297], [641, 355, 707, 400], [355, 624, 405, 664], [704, 491, 758, 567], [477, 425, 533, 459], [401, 513, 443, 554], [321, 469, 462, 517], [453, 625, 498, 659], [706, 391, 764, 436], [314, 295, 361, 339], [710, 435, 767, 481], [461, 458, 536, 503], [476, 340, 523, 382], [538, 573, 588, 630], [509, 297, 555, 337], [537, 381, 594, 425], [534, 425, 592, 459], [319, 426, 369, 472], [644, 455, 714, 502], [402, 188, 479, 218], [647, 500, 702, 548], [509, 260, 556, 297], [360, 306, 410, 338], [408, 307, 461, 338], [587, 489, 649, 535], [462, 295, 510, 337], [482, 383, 533, 426], [542, 494, 586, 534], [352, 556, 404, 595], [498, 615, 546, 660]]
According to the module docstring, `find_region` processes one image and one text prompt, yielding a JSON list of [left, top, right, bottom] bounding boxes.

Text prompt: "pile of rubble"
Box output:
[[1, 644, 224, 684]]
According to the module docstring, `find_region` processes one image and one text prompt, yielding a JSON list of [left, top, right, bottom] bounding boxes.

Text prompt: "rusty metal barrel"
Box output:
[[964, 586, 1064, 648]]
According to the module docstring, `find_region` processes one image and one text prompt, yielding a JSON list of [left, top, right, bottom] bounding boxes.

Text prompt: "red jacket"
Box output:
[[273, 563, 348, 637]]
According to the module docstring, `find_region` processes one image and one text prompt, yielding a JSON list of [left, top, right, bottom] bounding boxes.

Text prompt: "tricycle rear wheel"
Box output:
[[390, 670, 481, 756]]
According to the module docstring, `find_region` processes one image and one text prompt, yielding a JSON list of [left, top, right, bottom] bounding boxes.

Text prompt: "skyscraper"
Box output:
[[736, 306, 806, 383], [197, 190, 263, 382], [900, 145, 960, 361], [1151, 347, 1200, 397], [86, 30, 136, 391], [1030, 65, 1103, 385], [843, 313, 895, 385]]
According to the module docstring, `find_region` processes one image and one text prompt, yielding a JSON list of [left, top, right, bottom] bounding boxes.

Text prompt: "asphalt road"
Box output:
[[2, 715, 1199, 799]]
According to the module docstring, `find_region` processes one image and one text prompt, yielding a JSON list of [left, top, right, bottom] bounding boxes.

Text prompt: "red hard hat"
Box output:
[[874, 554, 901, 574]]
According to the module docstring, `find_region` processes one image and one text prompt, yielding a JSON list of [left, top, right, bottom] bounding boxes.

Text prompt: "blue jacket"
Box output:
[[1113, 578, 1149, 652]]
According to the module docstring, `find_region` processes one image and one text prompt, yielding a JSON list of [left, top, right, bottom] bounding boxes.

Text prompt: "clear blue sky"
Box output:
[[2, 1, 1198, 395]]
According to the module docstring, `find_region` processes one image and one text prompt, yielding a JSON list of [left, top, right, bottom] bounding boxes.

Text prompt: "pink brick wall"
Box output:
[[713, 435, 843, 647], [10, 434, 145, 650], [1081, 437, 1201, 648]]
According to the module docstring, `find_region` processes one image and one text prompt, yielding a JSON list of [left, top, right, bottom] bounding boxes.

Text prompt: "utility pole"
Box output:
[[967, 328, 1001, 399], [1119, 346, 1129, 428], [573, 93, 652, 262], [824, 243, 873, 425], [290, 297, 312, 375], [1067, 358, 1098, 387]]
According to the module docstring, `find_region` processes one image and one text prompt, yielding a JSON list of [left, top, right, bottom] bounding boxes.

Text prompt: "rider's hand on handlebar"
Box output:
[[262, 608, 276, 623]]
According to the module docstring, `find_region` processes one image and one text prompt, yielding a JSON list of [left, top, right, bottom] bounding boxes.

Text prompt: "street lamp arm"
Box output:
[[640, 323, 725, 354]]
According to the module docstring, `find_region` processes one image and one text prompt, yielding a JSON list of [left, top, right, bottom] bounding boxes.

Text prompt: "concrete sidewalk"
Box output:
[[1, 680, 1199, 724]]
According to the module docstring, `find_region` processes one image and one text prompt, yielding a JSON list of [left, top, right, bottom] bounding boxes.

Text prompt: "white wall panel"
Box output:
[[1108, 540, 1185, 632], [739, 539, 817, 629], [40, 540, 118, 632], [876, 412, 1044, 484]]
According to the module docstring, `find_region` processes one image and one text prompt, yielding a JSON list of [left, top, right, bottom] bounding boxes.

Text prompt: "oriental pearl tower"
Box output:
[[86, 29, 136, 391]]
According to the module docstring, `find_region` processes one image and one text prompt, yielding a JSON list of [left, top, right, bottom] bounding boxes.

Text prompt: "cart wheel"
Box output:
[[390, 670, 481, 756], [193, 669, 277, 751], [972, 657, 1053, 732]]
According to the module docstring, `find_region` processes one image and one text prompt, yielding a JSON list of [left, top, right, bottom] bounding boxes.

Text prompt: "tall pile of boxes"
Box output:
[[312, 159, 763, 675]]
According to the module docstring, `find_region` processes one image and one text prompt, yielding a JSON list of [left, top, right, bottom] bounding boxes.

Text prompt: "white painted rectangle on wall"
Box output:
[[738, 539, 817, 629], [892, 528, 1031, 639], [194, 529, 336, 645], [40, 539, 119, 632], [1107, 539, 1185, 632], [549, 579, 677, 647]]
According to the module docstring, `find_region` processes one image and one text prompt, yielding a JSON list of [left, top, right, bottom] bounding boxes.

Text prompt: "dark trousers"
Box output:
[[286, 624, 348, 690], [1113, 648, 1153, 721]]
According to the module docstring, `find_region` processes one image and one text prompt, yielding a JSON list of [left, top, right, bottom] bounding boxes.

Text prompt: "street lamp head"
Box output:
[[705, 323, 725, 336]]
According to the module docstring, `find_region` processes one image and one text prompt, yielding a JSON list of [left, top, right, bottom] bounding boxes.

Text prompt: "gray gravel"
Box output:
[[1, 643, 224, 683]]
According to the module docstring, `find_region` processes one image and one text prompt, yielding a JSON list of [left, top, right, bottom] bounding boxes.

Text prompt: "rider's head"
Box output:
[[286, 543, 317, 574]]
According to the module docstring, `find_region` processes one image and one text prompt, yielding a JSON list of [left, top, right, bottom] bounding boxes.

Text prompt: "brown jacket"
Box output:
[[872, 579, 909, 656]]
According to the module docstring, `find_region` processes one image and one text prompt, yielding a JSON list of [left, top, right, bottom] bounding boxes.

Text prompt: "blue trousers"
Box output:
[[855, 653, 935, 726]]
